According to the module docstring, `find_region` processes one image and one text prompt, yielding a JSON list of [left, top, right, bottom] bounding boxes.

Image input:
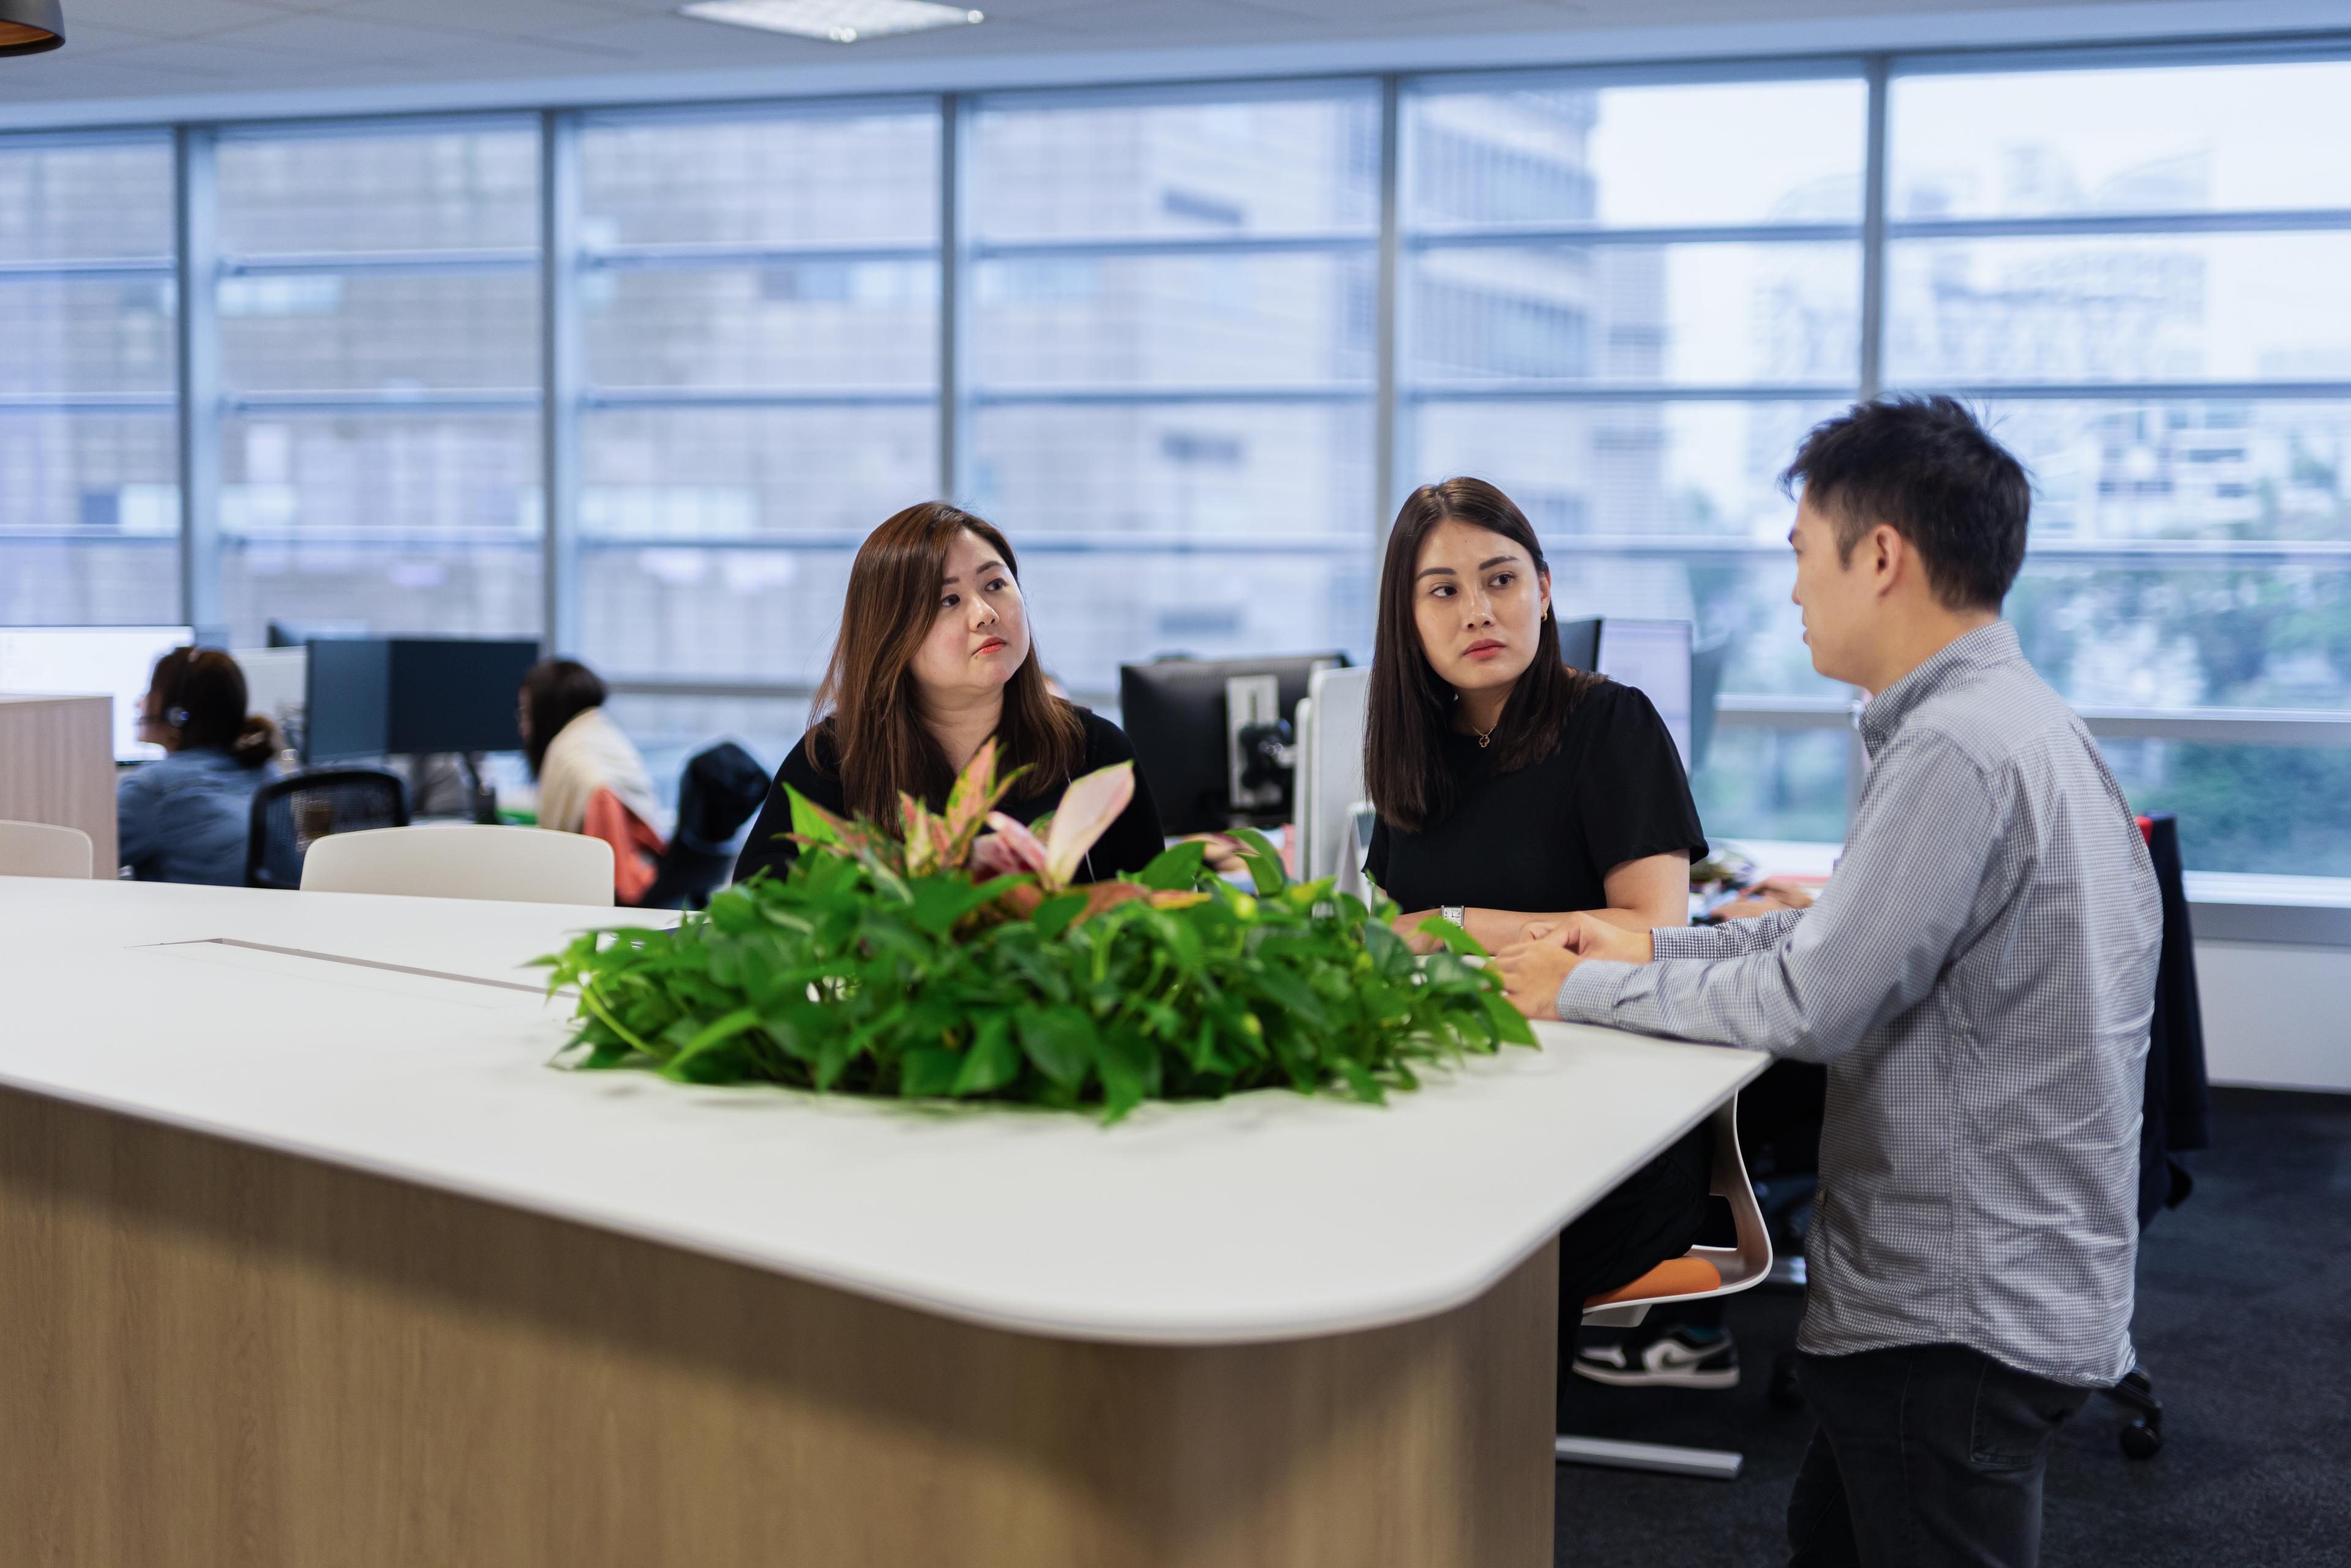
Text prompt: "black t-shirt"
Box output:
[[1365, 680, 1706, 917], [732, 707, 1168, 887]]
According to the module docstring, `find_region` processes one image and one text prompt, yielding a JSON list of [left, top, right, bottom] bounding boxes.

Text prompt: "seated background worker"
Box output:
[[1496, 396, 2161, 1568], [118, 647, 283, 885], [521, 658, 667, 904], [734, 502, 1164, 885], [1356, 477, 1720, 1425]]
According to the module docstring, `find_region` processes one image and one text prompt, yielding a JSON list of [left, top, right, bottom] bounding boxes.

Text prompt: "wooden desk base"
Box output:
[[0, 1087, 1558, 1567]]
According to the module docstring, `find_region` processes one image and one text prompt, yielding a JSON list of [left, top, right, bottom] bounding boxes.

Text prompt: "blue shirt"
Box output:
[[117, 746, 281, 887]]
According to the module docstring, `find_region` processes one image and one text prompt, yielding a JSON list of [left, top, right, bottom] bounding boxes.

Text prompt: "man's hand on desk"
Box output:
[[1492, 913, 1654, 1019], [1711, 876, 1817, 922]]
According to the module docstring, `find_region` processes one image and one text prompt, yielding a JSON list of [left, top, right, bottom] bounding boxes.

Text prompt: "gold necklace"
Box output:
[[1472, 722, 1495, 749]]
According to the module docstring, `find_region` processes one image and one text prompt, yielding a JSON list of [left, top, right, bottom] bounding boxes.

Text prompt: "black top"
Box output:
[[1365, 680, 1706, 917], [732, 707, 1169, 887]]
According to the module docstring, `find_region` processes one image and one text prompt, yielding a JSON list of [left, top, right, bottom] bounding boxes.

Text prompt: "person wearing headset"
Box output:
[[117, 647, 284, 885]]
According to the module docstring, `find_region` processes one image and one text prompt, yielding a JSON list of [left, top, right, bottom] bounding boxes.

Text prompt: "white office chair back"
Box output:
[[1296, 664, 1370, 883], [1582, 1096, 1774, 1328], [300, 825, 613, 907], [0, 820, 95, 879]]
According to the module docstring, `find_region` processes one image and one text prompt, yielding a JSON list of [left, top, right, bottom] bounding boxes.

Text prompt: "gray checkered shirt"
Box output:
[[1558, 621, 2161, 1387]]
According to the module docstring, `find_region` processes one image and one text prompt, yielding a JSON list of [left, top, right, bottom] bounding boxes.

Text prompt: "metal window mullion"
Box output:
[[1373, 74, 1402, 565], [939, 91, 966, 503], [1859, 54, 1889, 403], [174, 124, 223, 636], [541, 109, 582, 659]]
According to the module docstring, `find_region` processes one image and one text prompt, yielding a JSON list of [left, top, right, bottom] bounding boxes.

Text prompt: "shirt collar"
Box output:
[[1858, 620, 2023, 754]]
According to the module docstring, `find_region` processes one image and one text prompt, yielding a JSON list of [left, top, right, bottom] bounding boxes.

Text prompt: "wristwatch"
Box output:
[[1441, 905, 1466, 928]]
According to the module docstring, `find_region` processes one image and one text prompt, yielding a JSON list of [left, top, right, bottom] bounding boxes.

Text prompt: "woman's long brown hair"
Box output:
[[809, 501, 1084, 827], [1362, 478, 1601, 833]]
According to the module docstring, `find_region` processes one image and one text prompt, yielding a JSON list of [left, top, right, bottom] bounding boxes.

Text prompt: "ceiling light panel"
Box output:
[[679, 0, 985, 44]]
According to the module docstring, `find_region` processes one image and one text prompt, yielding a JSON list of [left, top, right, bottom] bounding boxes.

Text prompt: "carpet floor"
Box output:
[[1553, 1087, 2351, 1567]]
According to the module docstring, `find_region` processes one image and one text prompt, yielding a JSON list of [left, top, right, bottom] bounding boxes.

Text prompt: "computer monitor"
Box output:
[[0, 625, 192, 762], [1595, 618, 1695, 768], [304, 637, 540, 763], [1119, 653, 1347, 834]]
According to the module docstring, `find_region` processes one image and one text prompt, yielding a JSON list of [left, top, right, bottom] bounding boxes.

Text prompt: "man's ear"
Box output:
[[1869, 523, 1905, 598]]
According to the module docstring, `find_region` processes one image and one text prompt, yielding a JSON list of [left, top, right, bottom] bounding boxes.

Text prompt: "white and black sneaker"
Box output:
[[1573, 1326, 1740, 1390]]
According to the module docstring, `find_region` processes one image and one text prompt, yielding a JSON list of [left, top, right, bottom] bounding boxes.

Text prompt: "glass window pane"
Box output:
[[2099, 738, 2351, 876], [217, 414, 540, 642], [0, 413, 181, 622], [579, 108, 938, 248], [1888, 233, 2351, 386], [217, 123, 539, 255], [1979, 398, 2351, 543], [583, 264, 937, 389], [0, 278, 176, 395], [975, 253, 1374, 388], [0, 134, 174, 261], [1408, 243, 1856, 386], [220, 271, 538, 392], [577, 407, 936, 681], [970, 89, 1379, 239], [969, 403, 1371, 541], [1891, 60, 2351, 220], [1406, 77, 1865, 228], [1692, 724, 1853, 845], [2006, 558, 2351, 713]]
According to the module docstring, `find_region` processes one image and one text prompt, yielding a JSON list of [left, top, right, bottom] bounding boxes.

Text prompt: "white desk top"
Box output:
[[0, 876, 1763, 1346]]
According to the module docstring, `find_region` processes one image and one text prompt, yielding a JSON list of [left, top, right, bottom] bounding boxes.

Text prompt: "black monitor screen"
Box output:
[[303, 638, 391, 763], [384, 638, 539, 756], [1119, 654, 1344, 835]]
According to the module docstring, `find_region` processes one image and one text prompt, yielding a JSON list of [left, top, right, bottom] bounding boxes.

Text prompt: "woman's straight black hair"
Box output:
[[1362, 478, 1602, 834]]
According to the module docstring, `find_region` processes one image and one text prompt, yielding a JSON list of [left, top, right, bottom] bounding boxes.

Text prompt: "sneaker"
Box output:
[[1573, 1326, 1740, 1390]]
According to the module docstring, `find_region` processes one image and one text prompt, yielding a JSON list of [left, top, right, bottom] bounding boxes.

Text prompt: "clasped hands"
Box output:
[[1490, 912, 1653, 1019]]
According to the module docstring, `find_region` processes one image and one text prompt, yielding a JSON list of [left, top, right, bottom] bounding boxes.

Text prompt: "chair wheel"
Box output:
[[2120, 1418, 2163, 1460]]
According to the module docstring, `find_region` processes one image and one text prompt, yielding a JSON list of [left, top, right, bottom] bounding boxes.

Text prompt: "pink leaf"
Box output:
[[1043, 762, 1133, 889], [971, 812, 1049, 879]]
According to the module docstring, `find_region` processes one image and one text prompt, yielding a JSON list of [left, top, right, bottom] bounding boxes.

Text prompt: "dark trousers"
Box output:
[[1788, 1344, 2091, 1568], [1554, 1123, 1711, 1423]]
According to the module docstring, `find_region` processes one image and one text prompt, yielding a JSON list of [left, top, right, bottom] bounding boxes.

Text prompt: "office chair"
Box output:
[[246, 768, 410, 890], [301, 825, 612, 906], [0, 820, 94, 879], [637, 741, 770, 910], [1556, 1095, 1774, 1480]]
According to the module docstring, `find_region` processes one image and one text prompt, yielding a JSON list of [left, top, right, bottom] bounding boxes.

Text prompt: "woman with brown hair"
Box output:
[[117, 647, 284, 885], [733, 502, 1166, 885], [1360, 477, 1725, 1423]]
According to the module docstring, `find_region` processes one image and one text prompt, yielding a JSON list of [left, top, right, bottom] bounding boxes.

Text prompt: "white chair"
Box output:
[[1555, 1095, 1773, 1480], [0, 820, 95, 879], [299, 825, 613, 907]]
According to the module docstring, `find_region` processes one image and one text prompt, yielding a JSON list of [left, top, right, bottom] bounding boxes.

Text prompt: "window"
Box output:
[[963, 85, 1382, 696], [1889, 56, 2351, 872], [213, 120, 542, 644], [574, 103, 940, 685], [1400, 73, 1870, 839], [0, 132, 179, 625]]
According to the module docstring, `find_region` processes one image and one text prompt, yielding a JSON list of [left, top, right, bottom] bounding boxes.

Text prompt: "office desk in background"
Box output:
[[0, 877, 1761, 1568]]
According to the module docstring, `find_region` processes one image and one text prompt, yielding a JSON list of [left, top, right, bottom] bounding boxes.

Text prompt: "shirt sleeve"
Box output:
[[1075, 713, 1169, 880], [730, 735, 831, 886], [1554, 726, 2003, 1062], [1574, 683, 1709, 882], [116, 763, 176, 877], [1653, 907, 1810, 959]]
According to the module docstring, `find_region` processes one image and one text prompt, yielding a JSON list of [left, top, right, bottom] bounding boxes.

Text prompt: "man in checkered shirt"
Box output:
[[1497, 396, 2161, 1568]]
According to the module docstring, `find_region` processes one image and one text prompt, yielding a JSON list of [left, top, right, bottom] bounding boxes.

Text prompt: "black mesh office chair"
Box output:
[[246, 768, 410, 890], [636, 741, 770, 910]]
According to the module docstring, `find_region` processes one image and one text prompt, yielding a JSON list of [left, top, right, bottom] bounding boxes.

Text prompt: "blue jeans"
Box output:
[[1788, 1344, 2090, 1568]]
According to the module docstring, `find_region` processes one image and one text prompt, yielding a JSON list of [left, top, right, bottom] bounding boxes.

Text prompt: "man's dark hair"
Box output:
[[1780, 395, 2030, 612]]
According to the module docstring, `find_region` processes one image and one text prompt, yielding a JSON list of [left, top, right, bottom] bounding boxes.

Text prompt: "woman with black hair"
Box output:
[[520, 658, 667, 904], [1360, 477, 1723, 1424], [117, 647, 283, 885]]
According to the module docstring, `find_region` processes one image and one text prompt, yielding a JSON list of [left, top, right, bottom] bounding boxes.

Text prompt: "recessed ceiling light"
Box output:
[[679, 0, 984, 45], [0, 0, 67, 57]]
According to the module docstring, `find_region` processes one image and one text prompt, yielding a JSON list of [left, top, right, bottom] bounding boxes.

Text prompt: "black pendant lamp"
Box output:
[[0, 0, 64, 56]]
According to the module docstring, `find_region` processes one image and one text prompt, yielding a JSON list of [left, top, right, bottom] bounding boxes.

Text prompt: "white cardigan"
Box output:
[[536, 707, 662, 835]]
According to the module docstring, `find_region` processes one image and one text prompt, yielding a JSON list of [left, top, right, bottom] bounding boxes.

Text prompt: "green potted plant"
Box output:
[[537, 740, 1534, 1120]]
